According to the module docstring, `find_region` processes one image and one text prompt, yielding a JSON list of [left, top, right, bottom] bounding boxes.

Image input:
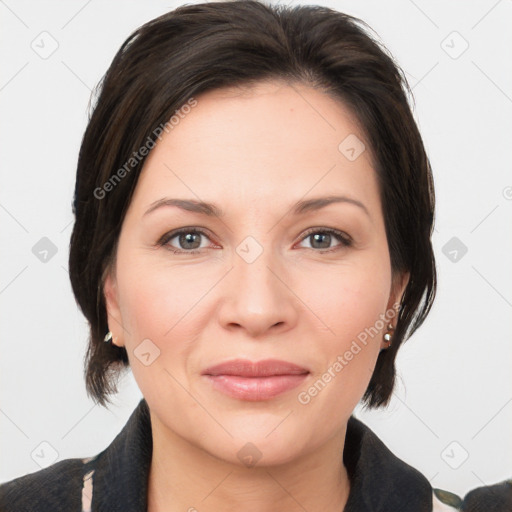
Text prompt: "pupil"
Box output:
[[312, 233, 330, 249], [180, 232, 200, 249]]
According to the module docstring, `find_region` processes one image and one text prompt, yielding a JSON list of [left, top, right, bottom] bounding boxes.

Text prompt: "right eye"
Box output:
[[158, 228, 214, 254]]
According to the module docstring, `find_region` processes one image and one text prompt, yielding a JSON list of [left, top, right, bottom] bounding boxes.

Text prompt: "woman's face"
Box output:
[[104, 81, 407, 466]]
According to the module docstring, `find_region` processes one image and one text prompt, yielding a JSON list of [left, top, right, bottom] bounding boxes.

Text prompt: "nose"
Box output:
[[217, 242, 298, 338]]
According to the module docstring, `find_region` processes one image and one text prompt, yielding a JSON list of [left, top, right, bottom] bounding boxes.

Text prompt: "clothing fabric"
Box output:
[[1, 398, 510, 511]]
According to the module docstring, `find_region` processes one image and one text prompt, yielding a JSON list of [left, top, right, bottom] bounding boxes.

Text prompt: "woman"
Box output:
[[1, 1, 510, 510]]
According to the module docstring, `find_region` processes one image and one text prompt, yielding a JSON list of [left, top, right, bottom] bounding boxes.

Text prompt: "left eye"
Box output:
[[297, 229, 352, 252]]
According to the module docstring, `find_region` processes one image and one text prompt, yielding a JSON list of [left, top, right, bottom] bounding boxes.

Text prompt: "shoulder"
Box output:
[[432, 479, 512, 511], [0, 400, 150, 512], [344, 415, 434, 510], [346, 415, 512, 512], [0, 455, 96, 512]]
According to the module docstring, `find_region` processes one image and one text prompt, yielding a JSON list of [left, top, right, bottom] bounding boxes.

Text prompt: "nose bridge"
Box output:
[[220, 231, 295, 332], [232, 233, 282, 302]]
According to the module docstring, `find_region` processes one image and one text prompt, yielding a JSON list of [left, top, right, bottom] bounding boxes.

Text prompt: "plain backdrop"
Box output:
[[1, 0, 511, 498]]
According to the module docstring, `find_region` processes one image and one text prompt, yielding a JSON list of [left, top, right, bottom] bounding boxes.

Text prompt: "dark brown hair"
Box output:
[[69, 0, 436, 408]]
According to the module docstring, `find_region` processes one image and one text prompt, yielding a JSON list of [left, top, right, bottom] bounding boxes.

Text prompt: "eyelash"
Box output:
[[157, 227, 353, 255]]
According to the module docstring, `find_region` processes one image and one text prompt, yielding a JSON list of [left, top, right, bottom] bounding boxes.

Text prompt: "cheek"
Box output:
[[117, 255, 208, 340], [115, 263, 196, 404], [299, 260, 391, 404], [115, 255, 220, 393], [306, 259, 391, 343]]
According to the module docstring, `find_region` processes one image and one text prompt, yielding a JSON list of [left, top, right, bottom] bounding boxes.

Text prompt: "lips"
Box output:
[[202, 359, 309, 377], [202, 359, 310, 401]]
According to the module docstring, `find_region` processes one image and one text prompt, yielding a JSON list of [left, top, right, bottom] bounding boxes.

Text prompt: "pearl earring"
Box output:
[[383, 323, 395, 348], [104, 331, 119, 344]]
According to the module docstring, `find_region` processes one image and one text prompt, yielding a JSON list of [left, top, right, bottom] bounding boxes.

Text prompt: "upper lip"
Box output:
[[202, 359, 309, 377]]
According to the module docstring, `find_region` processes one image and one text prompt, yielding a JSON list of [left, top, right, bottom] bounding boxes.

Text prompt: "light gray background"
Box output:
[[1, 0, 511, 498]]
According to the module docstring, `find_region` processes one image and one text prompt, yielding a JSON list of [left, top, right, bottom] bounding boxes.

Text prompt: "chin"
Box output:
[[213, 439, 304, 469]]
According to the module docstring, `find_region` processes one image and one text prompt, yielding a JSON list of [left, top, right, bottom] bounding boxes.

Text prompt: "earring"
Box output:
[[383, 323, 395, 348], [104, 331, 119, 345]]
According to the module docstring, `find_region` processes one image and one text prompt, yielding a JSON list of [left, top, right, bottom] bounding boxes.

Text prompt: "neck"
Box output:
[[147, 415, 351, 512]]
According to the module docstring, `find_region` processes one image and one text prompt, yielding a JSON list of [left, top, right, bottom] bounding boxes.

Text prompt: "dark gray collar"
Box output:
[[343, 414, 433, 511]]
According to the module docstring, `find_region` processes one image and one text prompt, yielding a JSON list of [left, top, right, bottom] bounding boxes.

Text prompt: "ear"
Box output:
[[103, 269, 125, 347], [380, 271, 409, 351], [386, 271, 409, 314]]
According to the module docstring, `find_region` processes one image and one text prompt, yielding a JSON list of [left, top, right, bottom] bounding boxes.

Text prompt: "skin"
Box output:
[[104, 80, 408, 512]]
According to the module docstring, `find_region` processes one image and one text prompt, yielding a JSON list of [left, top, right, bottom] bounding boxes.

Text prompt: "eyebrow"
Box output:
[[143, 195, 369, 218]]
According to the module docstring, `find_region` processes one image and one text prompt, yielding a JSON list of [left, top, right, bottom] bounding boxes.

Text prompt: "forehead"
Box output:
[[158, 80, 368, 159], [127, 80, 379, 219]]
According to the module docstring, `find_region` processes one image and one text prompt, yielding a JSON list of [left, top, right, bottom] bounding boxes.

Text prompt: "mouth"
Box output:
[[201, 359, 310, 401]]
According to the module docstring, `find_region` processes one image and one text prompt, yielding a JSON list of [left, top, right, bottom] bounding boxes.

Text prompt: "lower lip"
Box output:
[[204, 374, 309, 401]]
